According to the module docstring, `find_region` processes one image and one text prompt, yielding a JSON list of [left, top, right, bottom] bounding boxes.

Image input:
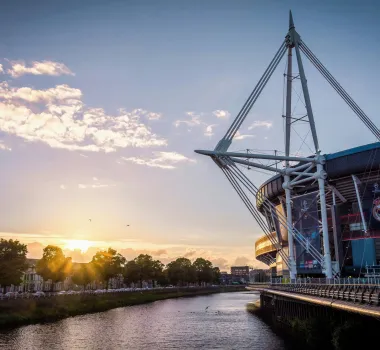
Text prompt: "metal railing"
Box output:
[[270, 277, 380, 287], [265, 277, 380, 306]]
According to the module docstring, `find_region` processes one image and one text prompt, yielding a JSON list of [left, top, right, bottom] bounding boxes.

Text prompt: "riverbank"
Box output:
[[0, 286, 245, 328]]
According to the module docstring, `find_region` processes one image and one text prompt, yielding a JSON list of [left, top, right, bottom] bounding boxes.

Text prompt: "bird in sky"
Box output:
[[89, 219, 91, 222], [205, 306, 209, 311], [126, 224, 130, 227]]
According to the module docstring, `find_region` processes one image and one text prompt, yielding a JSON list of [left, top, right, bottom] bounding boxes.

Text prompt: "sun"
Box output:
[[64, 240, 91, 253]]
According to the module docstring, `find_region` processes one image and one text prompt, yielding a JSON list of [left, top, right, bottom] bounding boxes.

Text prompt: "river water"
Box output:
[[0, 292, 287, 350]]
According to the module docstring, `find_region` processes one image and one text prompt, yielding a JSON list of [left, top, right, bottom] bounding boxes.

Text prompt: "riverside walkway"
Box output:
[[248, 278, 380, 318]]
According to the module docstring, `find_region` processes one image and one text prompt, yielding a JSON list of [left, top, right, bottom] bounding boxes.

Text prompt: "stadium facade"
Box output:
[[255, 142, 380, 277]]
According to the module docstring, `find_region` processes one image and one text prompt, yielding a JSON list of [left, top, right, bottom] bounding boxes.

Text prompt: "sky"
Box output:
[[0, 0, 379, 271]]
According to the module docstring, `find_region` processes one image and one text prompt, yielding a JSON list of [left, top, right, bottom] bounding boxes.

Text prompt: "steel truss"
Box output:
[[195, 11, 379, 280]]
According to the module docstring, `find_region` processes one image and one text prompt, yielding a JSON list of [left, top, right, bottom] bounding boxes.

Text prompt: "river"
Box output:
[[0, 291, 287, 349]]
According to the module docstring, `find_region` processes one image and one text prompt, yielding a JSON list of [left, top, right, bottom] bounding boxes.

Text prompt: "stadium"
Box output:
[[255, 142, 380, 277], [196, 12, 380, 279]]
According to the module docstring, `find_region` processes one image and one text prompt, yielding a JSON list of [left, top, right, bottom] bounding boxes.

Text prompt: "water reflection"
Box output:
[[0, 292, 286, 349]]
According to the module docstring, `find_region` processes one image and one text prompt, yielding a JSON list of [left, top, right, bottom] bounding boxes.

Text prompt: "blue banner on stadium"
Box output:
[[292, 191, 322, 274]]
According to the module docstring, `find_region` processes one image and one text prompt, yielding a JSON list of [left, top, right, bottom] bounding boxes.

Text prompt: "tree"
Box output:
[[212, 267, 221, 284], [193, 258, 214, 285], [156, 268, 170, 287], [71, 263, 96, 290], [91, 248, 126, 289], [0, 239, 28, 288], [166, 258, 196, 286], [124, 254, 164, 288], [124, 260, 140, 286], [36, 245, 72, 291]]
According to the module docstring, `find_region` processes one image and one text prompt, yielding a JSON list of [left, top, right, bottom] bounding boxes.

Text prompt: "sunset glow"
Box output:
[[63, 240, 91, 253]]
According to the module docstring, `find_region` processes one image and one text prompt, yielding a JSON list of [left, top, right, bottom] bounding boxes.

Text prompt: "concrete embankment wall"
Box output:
[[250, 290, 379, 350]]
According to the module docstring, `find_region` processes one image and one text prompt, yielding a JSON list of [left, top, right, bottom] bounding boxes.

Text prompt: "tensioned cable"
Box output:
[[222, 166, 289, 261], [300, 42, 379, 137], [225, 159, 324, 264], [299, 41, 380, 140], [222, 167, 290, 267], [300, 41, 380, 138], [221, 42, 287, 143], [292, 127, 313, 155], [224, 42, 286, 140], [222, 165, 290, 262], [228, 161, 324, 262]]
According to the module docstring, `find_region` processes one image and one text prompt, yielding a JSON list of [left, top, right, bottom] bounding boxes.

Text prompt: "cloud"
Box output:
[[183, 250, 197, 258], [60, 184, 66, 190], [121, 108, 162, 121], [211, 257, 229, 271], [147, 112, 162, 120], [204, 124, 217, 137], [233, 131, 255, 140], [93, 177, 98, 181], [0, 81, 167, 152], [120, 248, 168, 260], [27, 242, 44, 259], [121, 151, 196, 170], [64, 246, 101, 263], [78, 183, 113, 189], [174, 111, 230, 136], [0, 64, 3, 74], [0, 141, 11, 151], [233, 256, 251, 266], [79, 154, 88, 158], [7, 60, 74, 78], [174, 111, 202, 128], [0, 83, 82, 103], [213, 110, 230, 119], [248, 120, 273, 130]]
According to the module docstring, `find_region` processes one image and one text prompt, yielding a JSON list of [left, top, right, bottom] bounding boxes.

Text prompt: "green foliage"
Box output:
[[0, 286, 243, 327], [91, 248, 126, 288], [166, 257, 196, 286], [193, 258, 214, 284], [332, 319, 375, 350], [36, 246, 72, 286], [290, 317, 334, 349], [0, 239, 28, 287], [212, 266, 221, 284], [124, 260, 140, 285], [124, 254, 164, 287], [71, 264, 96, 289]]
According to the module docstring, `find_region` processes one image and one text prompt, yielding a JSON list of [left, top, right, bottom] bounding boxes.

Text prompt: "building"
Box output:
[[231, 266, 249, 283], [219, 271, 232, 285], [254, 142, 380, 277], [249, 269, 270, 283], [22, 259, 45, 292]]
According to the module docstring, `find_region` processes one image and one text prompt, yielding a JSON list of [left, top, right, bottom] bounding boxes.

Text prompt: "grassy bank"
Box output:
[[0, 286, 245, 328]]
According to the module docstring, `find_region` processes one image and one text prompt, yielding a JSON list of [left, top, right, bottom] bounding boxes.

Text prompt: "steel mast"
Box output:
[[195, 10, 379, 280], [284, 11, 296, 279]]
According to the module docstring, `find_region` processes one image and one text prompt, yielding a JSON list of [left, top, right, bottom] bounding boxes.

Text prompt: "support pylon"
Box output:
[[195, 10, 379, 280]]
